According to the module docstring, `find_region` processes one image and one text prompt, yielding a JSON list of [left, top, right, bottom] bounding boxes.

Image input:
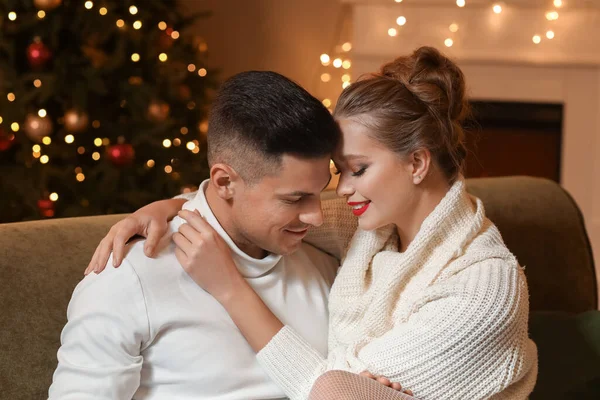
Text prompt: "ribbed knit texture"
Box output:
[[257, 179, 538, 400]]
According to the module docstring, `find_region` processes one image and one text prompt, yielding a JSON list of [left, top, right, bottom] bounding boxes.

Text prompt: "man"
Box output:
[[49, 71, 341, 399]]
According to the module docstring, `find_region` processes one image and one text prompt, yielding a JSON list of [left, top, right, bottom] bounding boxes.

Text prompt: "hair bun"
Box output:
[[380, 46, 468, 123]]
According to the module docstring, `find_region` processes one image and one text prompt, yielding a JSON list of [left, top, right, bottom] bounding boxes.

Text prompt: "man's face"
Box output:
[[230, 154, 332, 256]]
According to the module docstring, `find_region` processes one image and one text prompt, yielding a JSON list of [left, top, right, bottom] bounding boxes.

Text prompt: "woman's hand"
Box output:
[[174, 209, 245, 303], [359, 371, 414, 395], [84, 198, 186, 275]]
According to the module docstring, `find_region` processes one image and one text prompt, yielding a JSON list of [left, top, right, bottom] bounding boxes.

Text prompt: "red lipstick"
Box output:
[[348, 201, 370, 217]]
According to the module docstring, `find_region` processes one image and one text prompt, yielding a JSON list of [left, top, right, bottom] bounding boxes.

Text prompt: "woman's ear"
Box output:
[[410, 148, 432, 185], [209, 163, 241, 200]]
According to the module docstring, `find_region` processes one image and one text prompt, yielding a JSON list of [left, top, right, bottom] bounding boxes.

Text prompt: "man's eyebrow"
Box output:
[[279, 191, 313, 197]]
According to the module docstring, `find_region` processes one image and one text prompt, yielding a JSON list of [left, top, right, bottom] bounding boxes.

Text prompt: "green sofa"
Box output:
[[0, 176, 598, 399]]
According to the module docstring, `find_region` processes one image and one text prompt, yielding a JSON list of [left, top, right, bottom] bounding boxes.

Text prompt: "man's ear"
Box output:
[[209, 163, 242, 200]]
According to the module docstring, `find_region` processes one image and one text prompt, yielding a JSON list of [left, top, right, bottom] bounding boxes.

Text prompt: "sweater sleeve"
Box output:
[[257, 261, 537, 400], [302, 196, 358, 260], [48, 259, 150, 400]]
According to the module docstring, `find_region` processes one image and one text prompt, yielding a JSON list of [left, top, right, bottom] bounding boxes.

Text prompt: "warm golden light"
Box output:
[[159, 53, 168, 62], [8, 12, 17, 21], [187, 64, 196, 72], [333, 58, 343, 68], [38, 11, 46, 19], [171, 31, 180, 39], [164, 165, 173, 173], [77, 146, 85, 154], [33, 151, 41, 158], [50, 193, 59, 201], [11, 122, 19, 132], [445, 38, 454, 47], [163, 139, 172, 148], [322, 99, 332, 108], [449, 23, 459, 33], [554, 0, 562, 7], [116, 19, 125, 28], [532, 35, 542, 44], [457, 0, 466, 7], [65, 135, 75, 144], [85, 1, 93, 10], [40, 155, 50, 164], [186, 141, 196, 151], [129, 5, 138, 15], [32, 145, 41, 152], [342, 42, 352, 52], [173, 138, 181, 146], [7, 93, 15, 102], [94, 138, 103, 147], [342, 60, 351, 69], [198, 68, 207, 77], [546, 30, 555, 39], [321, 73, 331, 82], [546, 11, 559, 21], [388, 28, 398, 37], [131, 53, 140, 62], [76, 173, 85, 182], [99, 7, 107, 15], [38, 109, 47, 118], [396, 16, 407, 26], [146, 159, 155, 168], [133, 21, 142, 30], [33, 79, 42, 88], [92, 152, 100, 160], [493, 4, 502, 14], [158, 21, 167, 30], [320, 54, 330, 66], [42, 136, 52, 145], [342, 82, 351, 89], [341, 74, 351, 82], [180, 127, 189, 135]]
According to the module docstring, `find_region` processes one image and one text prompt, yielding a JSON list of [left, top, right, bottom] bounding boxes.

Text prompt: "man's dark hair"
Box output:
[[207, 71, 339, 183]]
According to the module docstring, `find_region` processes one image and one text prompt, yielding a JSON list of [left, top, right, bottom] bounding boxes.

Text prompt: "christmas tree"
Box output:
[[0, 0, 218, 222]]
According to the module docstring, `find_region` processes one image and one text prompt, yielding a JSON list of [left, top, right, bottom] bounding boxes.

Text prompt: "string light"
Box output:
[[333, 58, 343, 68], [38, 109, 47, 117], [32, 145, 41, 152], [341, 74, 351, 82], [0, 116, 3, 124], [42, 136, 51, 145], [342, 42, 352, 52], [395, 0, 403, 3], [65, 135, 75, 144], [40, 155, 49, 164], [94, 138, 102, 146], [322, 99, 332, 107], [8, 12, 17, 21], [133, 21, 142, 30], [457, 0, 466, 7], [99, 7, 107, 15], [396, 16, 407, 26], [546, 30, 555, 39], [7, 93, 15, 102], [321, 73, 331, 82], [34, 79, 42, 88], [342, 82, 351, 89], [445, 38, 454, 47], [146, 160, 155, 168], [158, 21, 167, 30], [164, 166, 173, 173], [11, 123, 19, 132], [449, 23, 459, 33], [131, 53, 140, 62], [388, 28, 398, 37], [129, 5, 138, 15], [173, 138, 181, 146], [186, 142, 196, 151], [493, 4, 502, 14], [38, 11, 46, 19], [342, 60, 352, 69], [77, 147, 85, 154], [198, 68, 207, 77], [180, 127, 189, 134], [163, 139, 172, 148], [159, 53, 168, 62], [187, 64, 196, 72], [33, 151, 41, 158], [116, 19, 125, 28], [84, 1, 93, 10], [554, 0, 563, 7], [532, 35, 542, 44], [49, 193, 59, 201], [171, 31, 180, 39], [546, 11, 559, 21], [92, 152, 100, 160], [199, 121, 209, 133], [320, 54, 331, 66], [76, 173, 85, 182]]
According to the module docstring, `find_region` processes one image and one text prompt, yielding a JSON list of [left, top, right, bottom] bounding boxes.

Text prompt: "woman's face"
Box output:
[[333, 116, 420, 231]]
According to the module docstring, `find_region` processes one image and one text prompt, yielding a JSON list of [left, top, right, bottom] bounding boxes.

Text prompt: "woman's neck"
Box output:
[[394, 173, 451, 253]]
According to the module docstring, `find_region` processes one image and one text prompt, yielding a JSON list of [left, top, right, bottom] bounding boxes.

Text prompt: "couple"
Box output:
[[49, 46, 537, 399]]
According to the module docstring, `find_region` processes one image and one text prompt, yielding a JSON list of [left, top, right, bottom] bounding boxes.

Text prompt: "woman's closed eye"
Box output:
[[351, 166, 367, 177]]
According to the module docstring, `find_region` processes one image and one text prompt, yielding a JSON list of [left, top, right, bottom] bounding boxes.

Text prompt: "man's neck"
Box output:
[[204, 184, 267, 259]]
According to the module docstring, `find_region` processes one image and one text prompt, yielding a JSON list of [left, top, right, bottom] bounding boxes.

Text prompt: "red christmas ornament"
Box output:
[[0, 127, 16, 151], [37, 198, 55, 218], [107, 143, 135, 166], [27, 38, 52, 69]]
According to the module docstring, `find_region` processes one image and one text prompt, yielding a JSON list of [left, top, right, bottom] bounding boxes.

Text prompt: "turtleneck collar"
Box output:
[[172, 180, 282, 279]]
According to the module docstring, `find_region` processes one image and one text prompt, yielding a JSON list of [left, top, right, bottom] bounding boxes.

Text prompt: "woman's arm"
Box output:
[[85, 194, 193, 275]]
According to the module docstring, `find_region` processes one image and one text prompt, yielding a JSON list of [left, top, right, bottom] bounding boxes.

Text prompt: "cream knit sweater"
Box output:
[[256, 179, 538, 400]]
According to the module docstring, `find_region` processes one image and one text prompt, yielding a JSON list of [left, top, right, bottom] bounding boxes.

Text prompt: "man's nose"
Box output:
[[299, 199, 324, 227]]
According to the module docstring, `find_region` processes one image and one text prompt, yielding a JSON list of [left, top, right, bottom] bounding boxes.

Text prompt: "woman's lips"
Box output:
[[348, 201, 371, 217]]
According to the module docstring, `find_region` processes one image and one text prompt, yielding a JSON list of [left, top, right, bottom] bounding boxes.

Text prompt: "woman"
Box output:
[[87, 47, 537, 399]]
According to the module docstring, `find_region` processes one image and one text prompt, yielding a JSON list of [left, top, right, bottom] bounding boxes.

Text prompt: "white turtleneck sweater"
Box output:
[[256, 179, 538, 400], [49, 180, 338, 400]]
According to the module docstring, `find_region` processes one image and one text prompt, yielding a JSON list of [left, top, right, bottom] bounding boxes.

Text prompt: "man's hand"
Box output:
[[84, 198, 186, 275], [359, 371, 414, 395]]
